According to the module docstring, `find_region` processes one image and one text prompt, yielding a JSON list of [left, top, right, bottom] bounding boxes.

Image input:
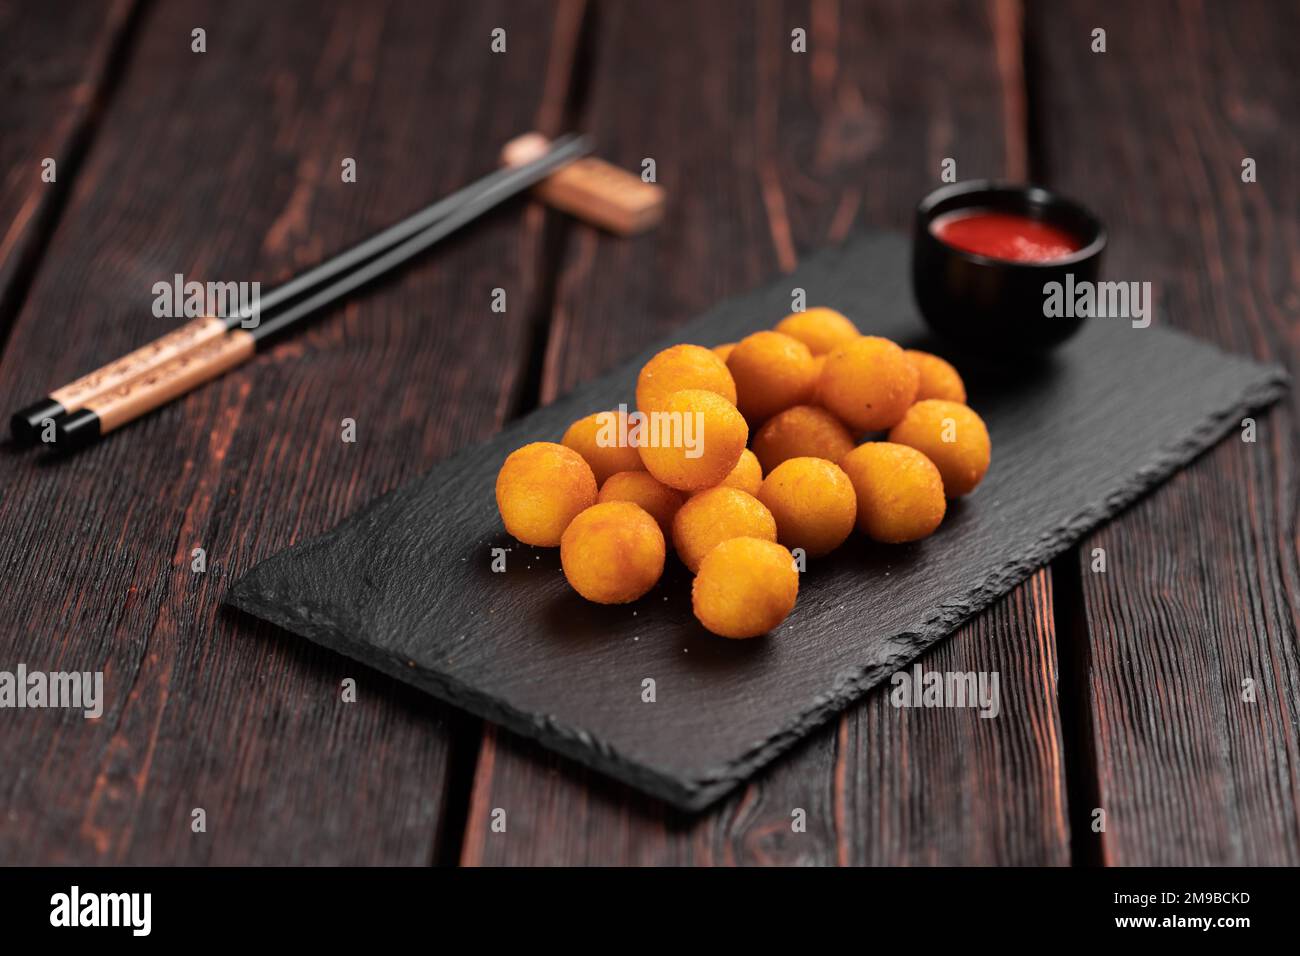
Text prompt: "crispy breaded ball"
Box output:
[[692, 537, 799, 639], [637, 389, 748, 492], [905, 350, 968, 404], [757, 457, 857, 557], [840, 442, 946, 543], [888, 399, 991, 497], [726, 331, 818, 422], [562, 410, 646, 485], [561, 502, 665, 604], [598, 470, 685, 538], [751, 405, 856, 474], [712, 342, 736, 363], [671, 486, 777, 573], [636, 343, 737, 413], [692, 448, 762, 497], [819, 335, 919, 432], [774, 307, 860, 355], [496, 442, 598, 546]]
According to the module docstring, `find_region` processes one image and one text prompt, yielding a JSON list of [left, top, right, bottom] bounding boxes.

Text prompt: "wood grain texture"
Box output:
[[5, 0, 1294, 868], [0, 0, 583, 864], [0, 0, 137, 343], [464, 0, 1075, 865], [1032, 0, 1300, 864]]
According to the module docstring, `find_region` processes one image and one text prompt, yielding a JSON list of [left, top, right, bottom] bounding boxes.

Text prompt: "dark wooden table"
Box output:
[[0, 0, 1294, 866]]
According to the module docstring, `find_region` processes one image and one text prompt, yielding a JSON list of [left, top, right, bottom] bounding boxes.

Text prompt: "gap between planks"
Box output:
[[1022, 0, 1104, 866], [0, 0, 153, 360], [432, 0, 603, 867]]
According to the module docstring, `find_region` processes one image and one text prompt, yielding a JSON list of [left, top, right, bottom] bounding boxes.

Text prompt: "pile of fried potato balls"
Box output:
[[495, 307, 990, 639]]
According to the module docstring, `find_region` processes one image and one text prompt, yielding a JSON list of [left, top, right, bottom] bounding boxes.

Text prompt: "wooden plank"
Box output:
[[0, 0, 137, 343], [0, 0, 583, 863], [1032, 0, 1300, 864], [463, 0, 1070, 864]]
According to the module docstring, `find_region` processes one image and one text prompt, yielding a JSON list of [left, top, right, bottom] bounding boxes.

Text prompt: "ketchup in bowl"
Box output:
[[913, 181, 1106, 353], [931, 209, 1082, 263]]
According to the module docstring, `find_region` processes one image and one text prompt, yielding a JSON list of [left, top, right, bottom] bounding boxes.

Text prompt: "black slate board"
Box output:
[[227, 232, 1288, 811]]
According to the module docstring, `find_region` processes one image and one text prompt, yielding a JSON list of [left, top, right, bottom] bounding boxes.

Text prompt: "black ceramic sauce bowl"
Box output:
[[912, 181, 1106, 354]]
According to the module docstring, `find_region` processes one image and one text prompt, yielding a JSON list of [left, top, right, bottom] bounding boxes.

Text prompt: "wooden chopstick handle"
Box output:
[[56, 329, 256, 448], [12, 315, 231, 443], [50, 316, 229, 411]]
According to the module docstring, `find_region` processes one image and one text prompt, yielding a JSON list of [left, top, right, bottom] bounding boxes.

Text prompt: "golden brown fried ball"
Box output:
[[671, 486, 777, 573], [712, 342, 736, 363], [562, 410, 646, 485], [637, 389, 748, 492], [888, 399, 990, 497], [757, 457, 857, 557], [561, 502, 665, 604], [692, 537, 799, 638], [818, 335, 919, 432], [692, 448, 763, 497], [726, 331, 818, 422], [905, 350, 968, 404], [496, 442, 598, 546], [774, 307, 860, 355], [636, 343, 737, 413], [840, 442, 946, 543], [597, 470, 685, 538], [751, 404, 856, 474]]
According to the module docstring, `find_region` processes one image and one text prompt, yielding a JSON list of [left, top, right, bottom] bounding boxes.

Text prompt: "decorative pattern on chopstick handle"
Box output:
[[82, 330, 256, 432], [49, 316, 229, 411]]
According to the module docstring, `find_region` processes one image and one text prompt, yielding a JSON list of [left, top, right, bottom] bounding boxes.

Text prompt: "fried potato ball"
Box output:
[[712, 342, 736, 363], [671, 486, 777, 573], [692, 448, 762, 497], [496, 442, 598, 546], [637, 388, 748, 492], [562, 410, 646, 485], [692, 537, 799, 639], [597, 470, 685, 538], [726, 330, 818, 422], [751, 404, 856, 474], [840, 442, 946, 543], [636, 343, 737, 413], [888, 399, 991, 497], [818, 335, 919, 432], [905, 349, 968, 404], [757, 457, 857, 557], [561, 502, 665, 604], [774, 307, 860, 355]]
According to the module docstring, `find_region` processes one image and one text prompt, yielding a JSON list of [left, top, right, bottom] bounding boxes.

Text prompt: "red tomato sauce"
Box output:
[[931, 210, 1082, 262]]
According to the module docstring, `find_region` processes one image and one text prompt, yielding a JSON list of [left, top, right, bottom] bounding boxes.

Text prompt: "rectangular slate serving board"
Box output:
[[227, 232, 1288, 811]]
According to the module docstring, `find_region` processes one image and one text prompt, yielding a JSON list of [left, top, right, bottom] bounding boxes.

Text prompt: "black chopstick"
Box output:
[[32, 134, 594, 451], [229, 132, 588, 329], [10, 133, 590, 445]]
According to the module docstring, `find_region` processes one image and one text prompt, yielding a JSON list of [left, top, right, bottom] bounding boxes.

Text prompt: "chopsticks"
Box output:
[[10, 133, 594, 452]]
